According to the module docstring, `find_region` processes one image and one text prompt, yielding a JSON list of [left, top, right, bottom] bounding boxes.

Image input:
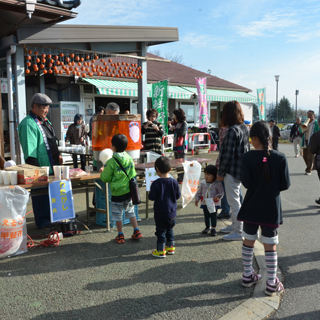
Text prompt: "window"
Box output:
[[179, 102, 196, 123]]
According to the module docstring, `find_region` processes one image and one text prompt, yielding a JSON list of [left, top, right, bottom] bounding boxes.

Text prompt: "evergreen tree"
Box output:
[[271, 97, 294, 122], [252, 103, 259, 120]]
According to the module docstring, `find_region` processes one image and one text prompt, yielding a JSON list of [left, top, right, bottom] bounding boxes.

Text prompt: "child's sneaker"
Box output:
[[242, 271, 262, 287], [131, 229, 143, 240], [152, 249, 166, 258], [115, 234, 125, 244], [265, 277, 284, 296], [202, 227, 211, 234], [165, 246, 175, 255], [211, 229, 217, 236]]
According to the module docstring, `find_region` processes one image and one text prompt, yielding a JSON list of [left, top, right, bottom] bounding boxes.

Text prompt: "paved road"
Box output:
[[270, 144, 320, 319]]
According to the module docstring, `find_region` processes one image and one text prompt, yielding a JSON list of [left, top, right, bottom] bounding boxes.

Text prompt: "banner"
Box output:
[[152, 80, 168, 135], [49, 180, 75, 223], [257, 88, 266, 120], [195, 77, 209, 128]]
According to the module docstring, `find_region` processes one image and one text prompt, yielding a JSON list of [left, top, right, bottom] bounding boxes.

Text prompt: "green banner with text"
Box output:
[[152, 80, 168, 135]]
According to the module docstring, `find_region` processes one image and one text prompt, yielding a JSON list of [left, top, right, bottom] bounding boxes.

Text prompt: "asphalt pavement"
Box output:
[[268, 144, 320, 319], [1, 145, 319, 319]]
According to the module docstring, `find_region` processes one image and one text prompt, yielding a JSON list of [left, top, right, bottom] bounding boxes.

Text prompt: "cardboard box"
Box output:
[[5, 164, 48, 184]]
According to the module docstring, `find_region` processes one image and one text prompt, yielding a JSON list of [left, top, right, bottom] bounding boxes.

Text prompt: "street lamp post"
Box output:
[[295, 90, 299, 119], [275, 75, 280, 123]]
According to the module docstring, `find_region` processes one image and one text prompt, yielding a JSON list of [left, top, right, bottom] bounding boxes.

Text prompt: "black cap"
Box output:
[[269, 119, 275, 123], [31, 93, 52, 105]]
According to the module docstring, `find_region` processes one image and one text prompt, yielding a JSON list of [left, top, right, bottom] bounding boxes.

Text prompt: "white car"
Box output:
[[280, 123, 294, 140]]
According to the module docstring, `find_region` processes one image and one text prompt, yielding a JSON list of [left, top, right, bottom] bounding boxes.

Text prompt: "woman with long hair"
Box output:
[[169, 108, 187, 183], [65, 113, 87, 171], [217, 101, 250, 241]]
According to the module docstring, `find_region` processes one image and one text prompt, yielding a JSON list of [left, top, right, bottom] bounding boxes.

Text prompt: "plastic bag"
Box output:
[[146, 151, 162, 163], [205, 198, 215, 213], [181, 161, 202, 208], [0, 186, 30, 259], [69, 168, 88, 178]]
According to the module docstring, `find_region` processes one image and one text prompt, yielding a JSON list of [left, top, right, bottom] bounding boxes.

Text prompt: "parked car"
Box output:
[[280, 123, 294, 140]]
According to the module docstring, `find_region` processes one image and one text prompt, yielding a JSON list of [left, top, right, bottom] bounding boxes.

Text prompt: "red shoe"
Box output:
[[131, 229, 143, 240], [115, 234, 125, 244]]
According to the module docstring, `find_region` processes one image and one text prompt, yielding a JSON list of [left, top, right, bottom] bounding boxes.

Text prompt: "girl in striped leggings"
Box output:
[[237, 121, 291, 296]]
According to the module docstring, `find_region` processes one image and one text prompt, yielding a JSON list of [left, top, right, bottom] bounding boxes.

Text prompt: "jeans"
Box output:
[[224, 173, 243, 235], [220, 181, 230, 214], [155, 218, 176, 251], [220, 180, 243, 214], [72, 154, 86, 171], [202, 205, 217, 228]]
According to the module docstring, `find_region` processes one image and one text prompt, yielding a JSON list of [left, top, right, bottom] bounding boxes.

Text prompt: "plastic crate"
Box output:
[[94, 180, 140, 227]]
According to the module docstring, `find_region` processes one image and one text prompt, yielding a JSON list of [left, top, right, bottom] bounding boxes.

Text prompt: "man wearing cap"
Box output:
[[19, 93, 62, 172], [269, 120, 280, 151], [18, 93, 62, 228]]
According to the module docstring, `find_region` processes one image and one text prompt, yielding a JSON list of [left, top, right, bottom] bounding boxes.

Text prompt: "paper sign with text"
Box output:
[[145, 168, 159, 192], [49, 180, 75, 222]]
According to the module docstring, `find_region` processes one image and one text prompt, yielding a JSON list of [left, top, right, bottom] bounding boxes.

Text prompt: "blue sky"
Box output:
[[63, 0, 320, 111]]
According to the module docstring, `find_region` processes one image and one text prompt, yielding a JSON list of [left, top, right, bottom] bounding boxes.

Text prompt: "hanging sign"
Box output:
[[195, 77, 209, 128], [152, 80, 168, 135], [49, 180, 75, 222]]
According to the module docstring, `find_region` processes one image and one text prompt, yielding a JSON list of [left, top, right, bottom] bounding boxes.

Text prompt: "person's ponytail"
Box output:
[[262, 135, 271, 181]]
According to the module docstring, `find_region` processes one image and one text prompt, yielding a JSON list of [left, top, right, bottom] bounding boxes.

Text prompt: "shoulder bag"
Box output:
[[113, 157, 141, 205]]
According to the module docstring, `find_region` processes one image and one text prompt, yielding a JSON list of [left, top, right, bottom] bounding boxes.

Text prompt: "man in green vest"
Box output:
[[19, 93, 62, 173], [19, 93, 62, 228]]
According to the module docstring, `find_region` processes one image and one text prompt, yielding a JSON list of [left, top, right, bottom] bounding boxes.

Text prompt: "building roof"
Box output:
[[146, 53, 251, 92], [16, 24, 179, 47]]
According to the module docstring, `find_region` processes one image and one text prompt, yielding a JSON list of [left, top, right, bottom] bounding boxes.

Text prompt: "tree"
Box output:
[[148, 49, 184, 64], [267, 102, 275, 120], [270, 97, 294, 122], [252, 103, 260, 120], [296, 109, 307, 119]]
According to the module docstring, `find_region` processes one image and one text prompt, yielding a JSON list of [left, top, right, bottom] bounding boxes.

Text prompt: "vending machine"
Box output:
[[49, 101, 85, 163]]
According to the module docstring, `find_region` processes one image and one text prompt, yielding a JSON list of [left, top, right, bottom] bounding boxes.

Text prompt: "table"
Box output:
[[61, 149, 93, 167], [135, 157, 210, 218], [5, 173, 111, 231]]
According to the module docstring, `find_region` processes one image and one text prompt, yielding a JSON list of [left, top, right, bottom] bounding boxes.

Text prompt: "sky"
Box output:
[[63, 0, 320, 111]]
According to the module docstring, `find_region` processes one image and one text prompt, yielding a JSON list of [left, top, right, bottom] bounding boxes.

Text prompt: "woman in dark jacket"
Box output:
[[65, 114, 87, 171], [169, 108, 187, 183]]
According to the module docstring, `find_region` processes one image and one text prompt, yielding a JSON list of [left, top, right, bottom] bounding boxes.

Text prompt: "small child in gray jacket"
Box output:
[[195, 165, 224, 236]]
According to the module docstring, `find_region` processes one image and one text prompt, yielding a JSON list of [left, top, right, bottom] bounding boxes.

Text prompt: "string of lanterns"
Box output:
[[25, 49, 144, 79]]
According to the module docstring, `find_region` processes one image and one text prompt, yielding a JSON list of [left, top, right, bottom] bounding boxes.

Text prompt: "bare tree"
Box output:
[[148, 49, 184, 64]]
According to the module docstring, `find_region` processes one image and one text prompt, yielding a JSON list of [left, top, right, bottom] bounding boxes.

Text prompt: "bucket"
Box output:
[[210, 144, 217, 151]]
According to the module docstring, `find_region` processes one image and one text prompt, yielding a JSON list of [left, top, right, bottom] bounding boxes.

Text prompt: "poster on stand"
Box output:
[[195, 77, 209, 128], [49, 180, 75, 223], [152, 80, 168, 135]]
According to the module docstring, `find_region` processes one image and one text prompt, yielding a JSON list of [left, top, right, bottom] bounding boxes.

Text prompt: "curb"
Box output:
[[219, 220, 282, 320]]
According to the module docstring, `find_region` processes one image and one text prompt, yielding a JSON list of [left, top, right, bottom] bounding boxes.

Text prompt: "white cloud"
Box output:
[[236, 12, 297, 37], [64, 0, 163, 26], [182, 33, 226, 49]]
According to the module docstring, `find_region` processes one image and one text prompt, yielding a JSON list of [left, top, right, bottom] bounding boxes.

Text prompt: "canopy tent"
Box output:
[[82, 79, 257, 103]]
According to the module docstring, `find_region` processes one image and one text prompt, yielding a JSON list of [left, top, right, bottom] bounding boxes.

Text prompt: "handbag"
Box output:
[[176, 136, 184, 147], [113, 157, 141, 205]]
